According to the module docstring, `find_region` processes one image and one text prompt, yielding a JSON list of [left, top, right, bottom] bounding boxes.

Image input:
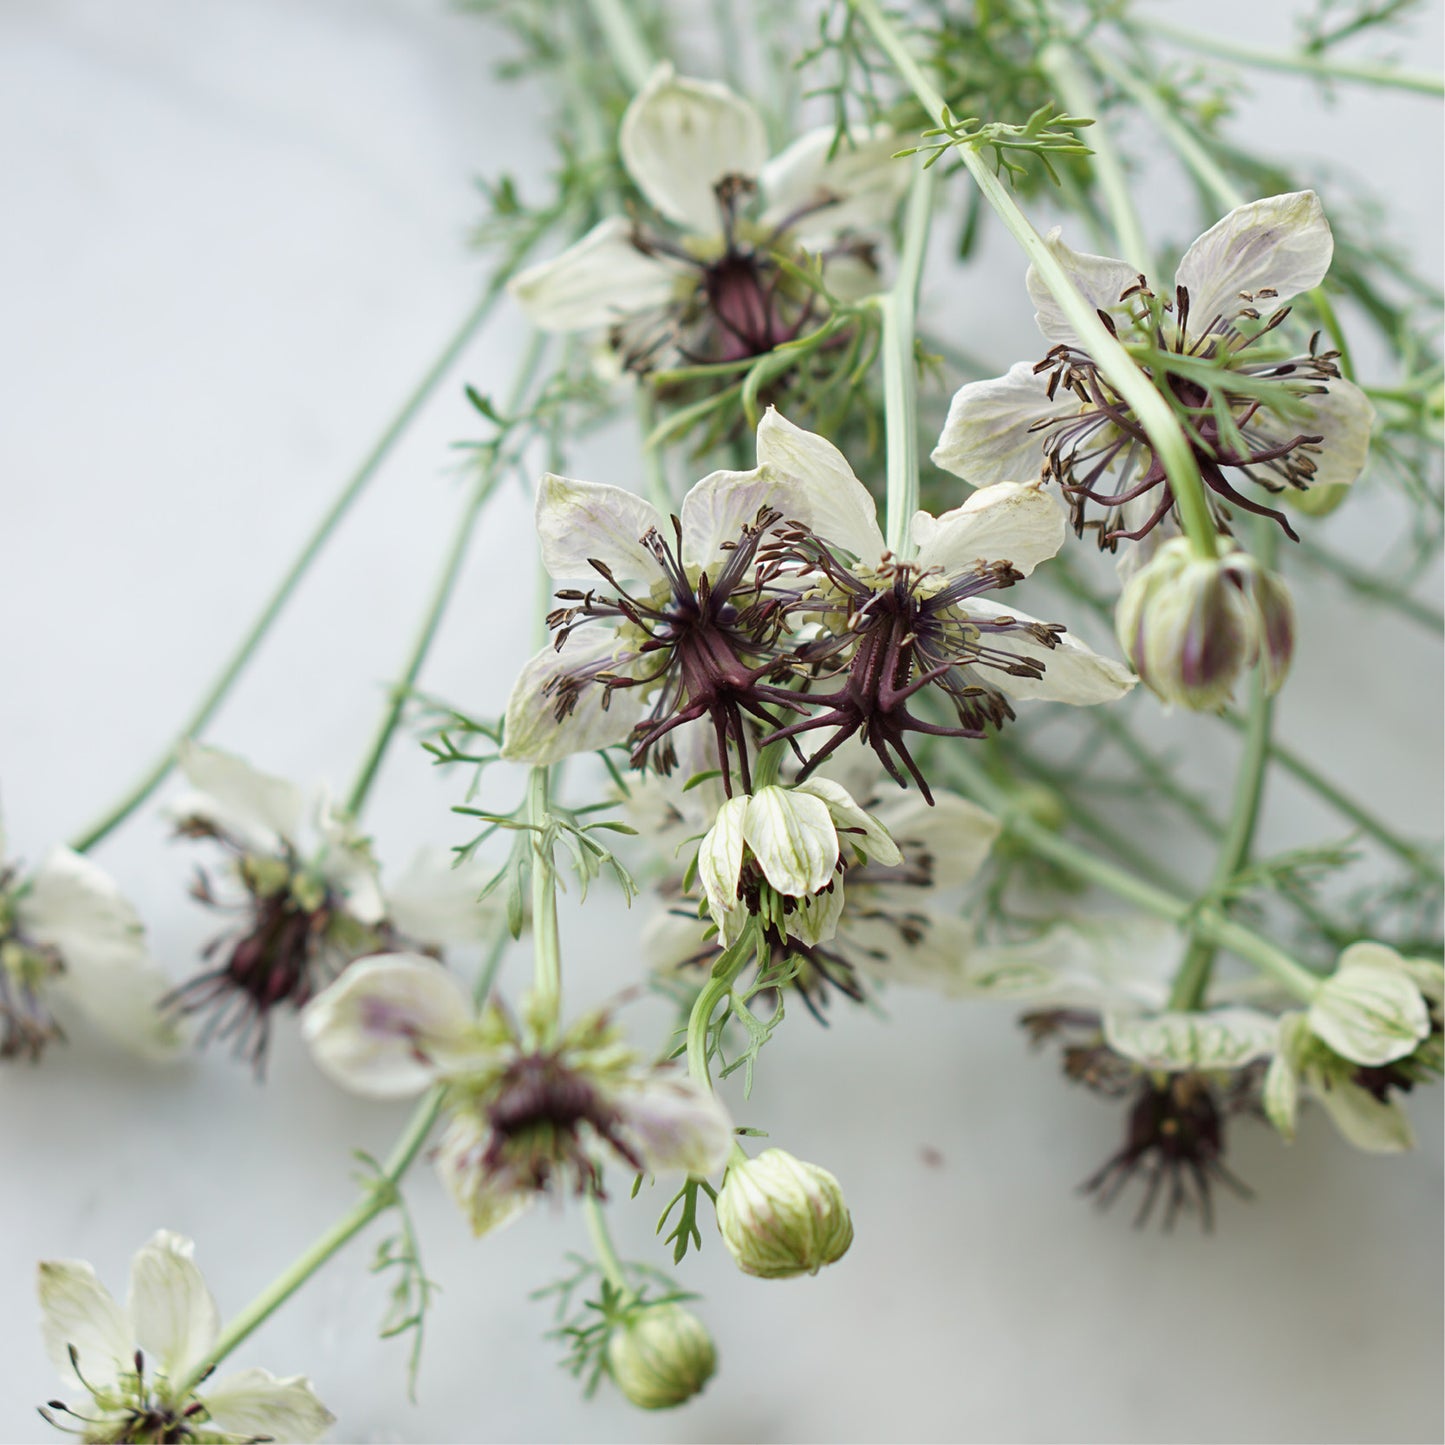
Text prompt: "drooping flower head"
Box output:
[[37, 1229, 333, 1442], [933, 193, 1374, 558], [0, 805, 177, 1063], [302, 955, 735, 1235], [510, 64, 908, 376]]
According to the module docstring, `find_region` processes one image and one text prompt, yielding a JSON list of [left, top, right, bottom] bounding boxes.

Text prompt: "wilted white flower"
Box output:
[[1305, 941, 1435, 1066], [933, 192, 1374, 564], [301, 954, 735, 1236], [168, 743, 491, 1071], [510, 63, 907, 372], [37, 1229, 333, 1442], [715, 1148, 854, 1278], [0, 805, 177, 1063]]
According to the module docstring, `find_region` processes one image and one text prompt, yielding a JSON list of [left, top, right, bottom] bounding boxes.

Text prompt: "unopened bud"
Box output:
[[607, 1303, 716, 1410], [1115, 538, 1295, 709], [715, 1148, 854, 1278]]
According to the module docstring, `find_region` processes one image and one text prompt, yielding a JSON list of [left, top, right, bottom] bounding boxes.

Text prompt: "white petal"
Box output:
[[507, 216, 684, 332], [1312, 1074, 1415, 1153], [174, 741, 305, 853], [386, 847, 496, 947], [641, 905, 713, 974], [615, 1074, 735, 1175], [1103, 1006, 1280, 1072], [930, 363, 1074, 487], [620, 64, 768, 235], [434, 1112, 534, 1238], [874, 791, 1000, 891], [755, 408, 885, 560], [1175, 192, 1333, 327], [841, 908, 976, 991], [1262, 1048, 1300, 1143], [534, 472, 663, 582], [697, 796, 749, 928], [314, 801, 385, 926], [1309, 961, 1430, 1066], [678, 465, 786, 572], [204, 1369, 336, 1442], [759, 124, 910, 247], [37, 1258, 132, 1390], [301, 953, 477, 1099], [500, 631, 646, 765], [1297, 377, 1374, 489], [788, 876, 846, 947], [126, 1231, 219, 1382], [1026, 229, 1139, 346], [741, 787, 838, 898], [911, 481, 1066, 578], [966, 598, 1136, 705], [792, 776, 901, 867]]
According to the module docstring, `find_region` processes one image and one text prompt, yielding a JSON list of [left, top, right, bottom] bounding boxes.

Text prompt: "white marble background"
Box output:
[[1, 2, 1441, 1441]]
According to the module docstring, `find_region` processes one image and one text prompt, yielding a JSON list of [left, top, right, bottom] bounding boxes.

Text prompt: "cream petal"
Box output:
[[37, 1258, 132, 1390], [967, 598, 1136, 705], [911, 480, 1066, 578], [385, 847, 496, 947], [1026, 230, 1139, 346], [742, 787, 839, 898], [615, 1074, 735, 1175], [314, 802, 385, 926], [1308, 961, 1430, 1066], [507, 216, 684, 332], [300, 953, 477, 1099], [788, 876, 845, 948], [127, 1231, 219, 1382], [619, 64, 769, 235], [174, 741, 305, 853], [930, 363, 1073, 487], [1312, 1072, 1415, 1153], [1175, 192, 1333, 328], [697, 796, 749, 928], [534, 472, 663, 582], [500, 631, 647, 766], [1296, 377, 1374, 489], [678, 464, 785, 572], [792, 776, 901, 867], [203, 1369, 336, 1443], [434, 1112, 534, 1238], [874, 791, 999, 891], [755, 408, 885, 560], [641, 904, 713, 974], [841, 908, 975, 990], [1103, 1006, 1280, 1072], [759, 124, 910, 247], [1262, 1047, 1300, 1143]]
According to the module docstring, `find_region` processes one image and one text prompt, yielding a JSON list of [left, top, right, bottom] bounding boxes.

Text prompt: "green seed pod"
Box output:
[[607, 1303, 717, 1410], [715, 1148, 854, 1279]]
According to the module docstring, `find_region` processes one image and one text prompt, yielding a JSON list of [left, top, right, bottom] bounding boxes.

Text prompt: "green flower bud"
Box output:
[[715, 1148, 854, 1278], [606, 1303, 716, 1410], [1115, 538, 1294, 710]]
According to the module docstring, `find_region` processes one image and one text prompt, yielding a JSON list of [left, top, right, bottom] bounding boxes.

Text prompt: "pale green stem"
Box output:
[[528, 767, 563, 1033], [1297, 535, 1445, 635], [850, 0, 1219, 561], [1040, 44, 1152, 275], [584, 1191, 635, 1299], [880, 166, 937, 558], [588, 0, 656, 91], [685, 923, 760, 1090], [637, 392, 673, 513], [68, 285, 506, 854], [1138, 17, 1445, 97]]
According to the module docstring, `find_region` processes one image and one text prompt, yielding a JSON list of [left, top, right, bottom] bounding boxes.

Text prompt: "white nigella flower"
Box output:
[[932, 192, 1374, 563], [301, 955, 735, 1236], [168, 743, 492, 1072], [509, 63, 908, 373], [753, 411, 1134, 797], [0, 806, 178, 1063], [37, 1229, 333, 1442]]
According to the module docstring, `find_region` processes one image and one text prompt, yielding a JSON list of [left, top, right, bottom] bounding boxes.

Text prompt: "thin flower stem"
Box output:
[[685, 923, 760, 1090], [588, 0, 656, 92], [1137, 17, 1445, 98], [344, 331, 551, 817], [849, 0, 1220, 561], [584, 1191, 635, 1300], [528, 766, 563, 1033], [1040, 44, 1152, 275], [880, 166, 937, 558], [68, 284, 508, 855]]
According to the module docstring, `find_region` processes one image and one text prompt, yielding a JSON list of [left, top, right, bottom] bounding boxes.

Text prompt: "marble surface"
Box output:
[[1, 2, 1441, 1441]]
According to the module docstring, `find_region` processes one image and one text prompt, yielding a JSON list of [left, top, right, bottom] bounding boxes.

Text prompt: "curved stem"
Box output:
[[685, 924, 759, 1090], [68, 284, 507, 855], [584, 1191, 634, 1300], [881, 166, 937, 558], [528, 767, 563, 1034], [851, 0, 1219, 561]]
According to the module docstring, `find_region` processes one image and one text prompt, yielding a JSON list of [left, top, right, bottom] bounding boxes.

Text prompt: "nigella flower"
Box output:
[[752, 414, 1134, 798], [167, 743, 492, 1072], [37, 1229, 333, 1442], [0, 804, 177, 1062], [932, 192, 1374, 560], [509, 63, 908, 373], [302, 955, 735, 1235], [500, 423, 816, 791]]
